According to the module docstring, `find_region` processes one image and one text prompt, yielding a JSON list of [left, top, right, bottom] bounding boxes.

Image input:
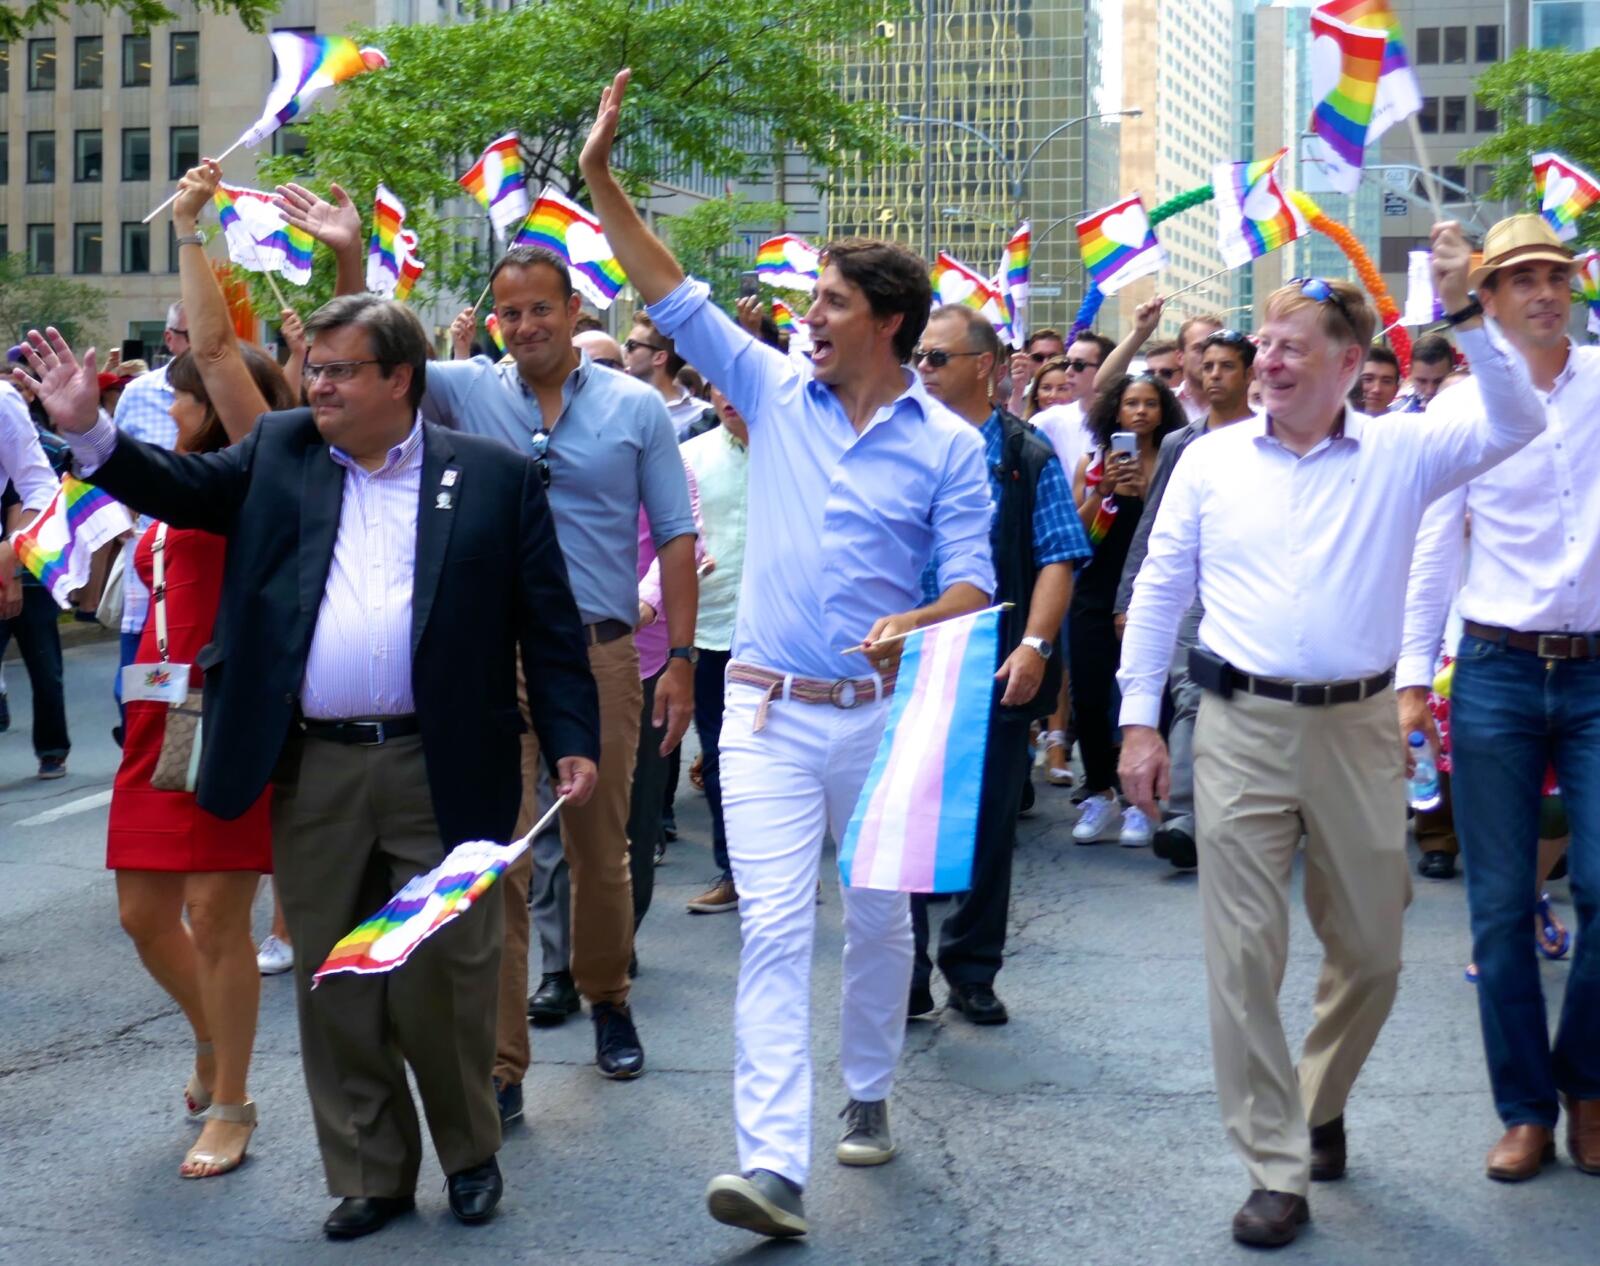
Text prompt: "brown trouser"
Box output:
[[495, 634, 642, 1085], [1193, 686, 1412, 1196], [271, 732, 502, 1197]]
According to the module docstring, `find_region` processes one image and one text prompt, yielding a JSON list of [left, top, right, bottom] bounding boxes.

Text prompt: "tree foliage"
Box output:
[[662, 197, 788, 310], [246, 0, 907, 315], [1464, 47, 1600, 248], [0, 255, 108, 349], [0, 0, 278, 43]]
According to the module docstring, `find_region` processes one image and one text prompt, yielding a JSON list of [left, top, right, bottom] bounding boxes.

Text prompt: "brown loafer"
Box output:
[[1564, 1095, 1600, 1175], [1486, 1124, 1555, 1181], [1231, 1190, 1310, 1248], [1309, 1114, 1346, 1181]]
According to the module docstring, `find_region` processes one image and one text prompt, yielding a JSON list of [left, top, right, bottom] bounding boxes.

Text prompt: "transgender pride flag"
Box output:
[[838, 606, 1002, 893], [11, 475, 132, 608]]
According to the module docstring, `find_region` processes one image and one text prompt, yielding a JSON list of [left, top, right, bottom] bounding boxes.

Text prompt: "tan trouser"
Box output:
[[495, 634, 642, 1084], [1193, 686, 1412, 1195], [271, 733, 502, 1196]]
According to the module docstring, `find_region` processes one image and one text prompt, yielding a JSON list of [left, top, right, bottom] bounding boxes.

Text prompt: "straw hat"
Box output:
[[1469, 214, 1575, 289]]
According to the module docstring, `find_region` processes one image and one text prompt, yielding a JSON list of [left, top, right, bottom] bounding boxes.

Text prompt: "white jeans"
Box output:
[[720, 677, 913, 1186]]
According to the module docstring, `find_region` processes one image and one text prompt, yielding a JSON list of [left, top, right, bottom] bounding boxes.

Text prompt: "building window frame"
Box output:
[[122, 128, 151, 181], [27, 37, 56, 91], [73, 222, 103, 275], [121, 222, 151, 274], [169, 126, 199, 180], [123, 33, 152, 87], [169, 31, 199, 86], [27, 223, 55, 274], [74, 129, 103, 182], [26, 131, 55, 183], [74, 36, 104, 89]]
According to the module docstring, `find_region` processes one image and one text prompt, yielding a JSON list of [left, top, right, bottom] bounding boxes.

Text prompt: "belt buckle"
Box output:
[[1536, 634, 1565, 660], [829, 678, 862, 709], [1291, 681, 1331, 706], [357, 721, 386, 746]]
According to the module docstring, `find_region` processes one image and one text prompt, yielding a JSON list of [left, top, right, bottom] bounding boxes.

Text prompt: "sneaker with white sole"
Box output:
[[1119, 806, 1154, 847], [1072, 792, 1122, 844], [836, 1097, 896, 1166], [256, 934, 294, 975]]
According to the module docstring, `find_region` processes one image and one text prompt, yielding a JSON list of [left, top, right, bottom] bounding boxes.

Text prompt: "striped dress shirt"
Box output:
[[112, 366, 178, 637]]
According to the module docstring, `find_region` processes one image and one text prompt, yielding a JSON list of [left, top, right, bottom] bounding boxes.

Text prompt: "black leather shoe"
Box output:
[[907, 980, 939, 1022], [1310, 1114, 1346, 1181], [593, 1001, 645, 1079], [446, 1157, 503, 1224], [494, 1077, 523, 1128], [322, 1195, 415, 1240], [1017, 779, 1037, 818], [1417, 850, 1456, 879], [947, 981, 1009, 1025], [1152, 826, 1198, 870], [1231, 1189, 1309, 1247], [527, 970, 580, 1027]]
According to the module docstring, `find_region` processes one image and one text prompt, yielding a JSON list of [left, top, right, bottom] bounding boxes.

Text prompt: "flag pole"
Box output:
[[841, 602, 1016, 655], [471, 205, 536, 314], [512, 793, 568, 851], [143, 135, 249, 224], [1407, 115, 1447, 220], [1161, 265, 1233, 302]]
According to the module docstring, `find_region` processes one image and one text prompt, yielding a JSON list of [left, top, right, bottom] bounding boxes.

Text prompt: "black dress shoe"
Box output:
[[1310, 1114, 1346, 1181], [494, 1077, 523, 1128], [1017, 779, 1037, 818], [947, 981, 1009, 1025], [527, 970, 580, 1027], [1417, 850, 1456, 879], [1152, 826, 1198, 870], [322, 1195, 415, 1240], [907, 980, 938, 1022], [593, 1001, 645, 1079], [1231, 1189, 1309, 1247], [446, 1156, 503, 1224]]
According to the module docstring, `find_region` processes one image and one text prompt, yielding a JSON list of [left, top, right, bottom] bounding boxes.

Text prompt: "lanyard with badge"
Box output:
[[122, 525, 205, 792]]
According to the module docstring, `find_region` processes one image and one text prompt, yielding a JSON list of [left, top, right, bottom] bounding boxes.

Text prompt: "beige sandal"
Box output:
[[183, 1040, 215, 1119], [180, 1099, 257, 1179]]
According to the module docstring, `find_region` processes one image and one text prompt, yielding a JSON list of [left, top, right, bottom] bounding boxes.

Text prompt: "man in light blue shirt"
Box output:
[[582, 69, 994, 1240]]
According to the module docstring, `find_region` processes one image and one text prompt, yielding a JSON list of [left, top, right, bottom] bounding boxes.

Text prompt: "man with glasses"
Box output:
[[1118, 232, 1545, 1248], [1004, 326, 1065, 415], [574, 329, 625, 372], [625, 314, 709, 439], [1029, 331, 1115, 480]]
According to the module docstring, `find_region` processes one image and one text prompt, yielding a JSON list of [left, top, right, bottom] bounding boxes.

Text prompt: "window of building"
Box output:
[[27, 224, 54, 273], [0, 135, 7, 185], [1472, 164, 1497, 198], [122, 128, 150, 181], [0, 227, 7, 257], [1442, 97, 1467, 133], [28, 37, 55, 90], [74, 223, 103, 274], [1416, 28, 1439, 64], [123, 33, 151, 87], [167, 222, 180, 273], [1476, 97, 1499, 133], [170, 31, 198, 85], [1476, 25, 1501, 62], [75, 36, 104, 89], [1380, 238, 1425, 274], [169, 126, 199, 179], [1443, 26, 1467, 64], [1417, 98, 1439, 134], [26, 131, 54, 182], [74, 129, 102, 181], [271, 127, 309, 159], [0, 43, 10, 92], [122, 222, 151, 273]]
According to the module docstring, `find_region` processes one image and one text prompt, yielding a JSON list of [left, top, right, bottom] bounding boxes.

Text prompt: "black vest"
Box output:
[[989, 408, 1065, 721]]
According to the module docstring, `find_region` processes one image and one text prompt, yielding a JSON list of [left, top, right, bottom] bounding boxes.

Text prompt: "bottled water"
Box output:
[[1407, 732, 1441, 812]]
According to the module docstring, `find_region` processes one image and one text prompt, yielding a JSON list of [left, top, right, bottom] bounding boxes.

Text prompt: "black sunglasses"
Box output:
[[1063, 357, 1098, 373], [1150, 366, 1181, 381], [529, 428, 552, 489], [624, 337, 665, 355], [1289, 278, 1357, 335], [911, 348, 983, 367]]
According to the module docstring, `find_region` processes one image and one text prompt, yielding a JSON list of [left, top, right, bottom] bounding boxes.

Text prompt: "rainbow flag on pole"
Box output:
[[1305, 9, 1387, 194], [1573, 249, 1600, 335], [514, 186, 626, 310], [1075, 195, 1166, 295], [214, 184, 315, 284], [770, 298, 798, 334], [485, 312, 507, 355], [1212, 149, 1308, 267], [1316, 0, 1421, 141], [755, 234, 821, 292], [11, 476, 133, 608], [460, 133, 530, 239], [837, 606, 1002, 893], [1533, 152, 1600, 242], [365, 184, 407, 297], [393, 233, 425, 301], [241, 32, 386, 149], [999, 222, 1031, 346]]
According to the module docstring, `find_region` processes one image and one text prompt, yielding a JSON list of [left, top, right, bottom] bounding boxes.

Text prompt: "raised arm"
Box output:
[[275, 182, 365, 298], [174, 161, 271, 443], [279, 309, 306, 401], [1094, 295, 1164, 394]]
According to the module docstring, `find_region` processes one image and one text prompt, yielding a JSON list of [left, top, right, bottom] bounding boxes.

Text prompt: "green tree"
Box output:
[[0, 1, 278, 43], [1465, 47, 1600, 248], [0, 255, 107, 349], [662, 196, 788, 310], [246, 0, 907, 315]]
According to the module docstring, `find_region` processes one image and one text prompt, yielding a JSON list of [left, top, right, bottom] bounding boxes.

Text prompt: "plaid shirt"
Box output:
[[111, 365, 178, 635]]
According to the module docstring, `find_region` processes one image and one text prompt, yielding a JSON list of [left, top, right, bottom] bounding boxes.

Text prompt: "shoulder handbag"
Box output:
[[147, 525, 205, 794], [94, 544, 127, 631]]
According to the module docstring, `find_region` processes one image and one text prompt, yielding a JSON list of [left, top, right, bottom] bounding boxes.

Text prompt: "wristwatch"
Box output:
[[1020, 635, 1053, 661], [1443, 292, 1483, 327], [174, 230, 206, 248], [668, 646, 698, 665]]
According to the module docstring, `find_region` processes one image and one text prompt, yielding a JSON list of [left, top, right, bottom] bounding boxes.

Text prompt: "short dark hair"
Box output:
[[819, 237, 932, 363], [1200, 328, 1256, 369], [1365, 345, 1400, 373], [631, 313, 685, 377], [304, 294, 430, 409], [928, 303, 1004, 364], [1144, 339, 1179, 359], [1411, 333, 1453, 367], [167, 344, 295, 455], [1024, 327, 1063, 351], [489, 244, 574, 299], [1086, 373, 1187, 453], [1178, 314, 1225, 351], [572, 312, 604, 335], [1069, 331, 1116, 363]]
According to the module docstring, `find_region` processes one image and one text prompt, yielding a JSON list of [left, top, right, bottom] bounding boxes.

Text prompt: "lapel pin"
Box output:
[[436, 492, 453, 510], [442, 469, 459, 487]]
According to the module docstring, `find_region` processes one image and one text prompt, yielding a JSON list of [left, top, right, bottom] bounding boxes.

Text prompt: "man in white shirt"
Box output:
[[1118, 223, 1544, 1248], [1398, 214, 1600, 1185], [625, 314, 709, 439]]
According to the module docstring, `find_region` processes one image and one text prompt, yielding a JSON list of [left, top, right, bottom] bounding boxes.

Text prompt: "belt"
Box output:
[[300, 715, 421, 745], [1223, 666, 1393, 707], [728, 661, 897, 732], [1463, 620, 1600, 661], [585, 619, 631, 646]]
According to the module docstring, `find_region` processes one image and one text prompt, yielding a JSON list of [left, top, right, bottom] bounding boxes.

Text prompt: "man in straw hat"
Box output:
[[1400, 213, 1600, 1184], [1118, 220, 1545, 1248]]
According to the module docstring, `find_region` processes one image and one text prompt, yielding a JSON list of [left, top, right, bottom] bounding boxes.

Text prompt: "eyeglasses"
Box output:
[[168, 328, 189, 338], [1028, 351, 1051, 363], [1063, 358, 1099, 373], [624, 338, 665, 355], [529, 428, 552, 488], [1290, 277, 1357, 334], [592, 357, 623, 371], [911, 348, 983, 367], [1150, 366, 1181, 381], [303, 358, 381, 384]]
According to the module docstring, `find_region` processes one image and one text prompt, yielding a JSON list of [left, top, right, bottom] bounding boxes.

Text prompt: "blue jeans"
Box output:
[[1450, 632, 1600, 1127]]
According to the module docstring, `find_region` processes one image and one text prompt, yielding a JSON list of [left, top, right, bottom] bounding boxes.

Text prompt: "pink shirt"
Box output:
[[636, 459, 704, 678]]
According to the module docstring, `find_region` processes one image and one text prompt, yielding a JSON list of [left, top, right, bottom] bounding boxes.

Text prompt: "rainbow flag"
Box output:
[[1212, 149, 1308, 267], [1075, 195, 1166, 295], [1573, 249, 1600, 335], [930, 252, 1012, 342], [514, 185, 626, 310], [313, 839, 524, 985], [459, 133, 530, 239], [11, 475, 132, 608], [1081, 452, 1120, 546], [241, 32, 386, 148], [393, 239, 425, 302], [1532, 152, 1600, 242], [365, 184, 408, 297], [485, 312, 506, 355], [755, 234, 820, 292], [214, 184, 314, 284], [1317, 0, 1422, 141], [837, 606, 1001, 893], [770, 298, 797, 333], [1305, 10, 1387, 193], [999, 222, 1031, 346]]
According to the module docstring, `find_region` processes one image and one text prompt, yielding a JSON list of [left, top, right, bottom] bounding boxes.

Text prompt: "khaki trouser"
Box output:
[[495, 634, 642, 1085], [271, 733, 502, 1196], [1193, 686, 1412, 1195]]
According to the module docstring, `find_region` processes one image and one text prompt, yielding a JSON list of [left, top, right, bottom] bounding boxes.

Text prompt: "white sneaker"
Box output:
[[1119, 806, 1154, 847], [256, 934, 294, 975], [1072, 793, 1122, 844]]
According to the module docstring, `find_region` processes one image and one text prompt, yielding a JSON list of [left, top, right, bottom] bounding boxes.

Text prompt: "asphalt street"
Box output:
[[0, 638, 1594, 1265]]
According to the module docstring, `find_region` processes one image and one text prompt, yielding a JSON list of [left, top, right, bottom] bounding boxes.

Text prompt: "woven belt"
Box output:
[[584, 619, 631, 646], [727, 661, 897, 732], [1463, 621, 1600, 661], [1224, 666, 1393, 707], [300, 715, 421, 745]]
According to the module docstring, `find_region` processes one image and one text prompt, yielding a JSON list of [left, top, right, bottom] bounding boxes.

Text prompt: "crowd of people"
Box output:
[[0, 69, 1594, 1252]]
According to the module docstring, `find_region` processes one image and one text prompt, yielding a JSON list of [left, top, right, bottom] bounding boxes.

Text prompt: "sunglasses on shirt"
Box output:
[[529, 429, 552, 489]]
